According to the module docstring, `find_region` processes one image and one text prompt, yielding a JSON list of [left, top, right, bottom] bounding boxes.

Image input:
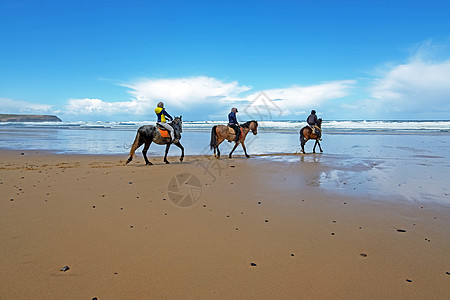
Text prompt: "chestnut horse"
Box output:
[[299, 118, 323, 153], [210, 120, 258, 158], [126, 116, 184, 165]]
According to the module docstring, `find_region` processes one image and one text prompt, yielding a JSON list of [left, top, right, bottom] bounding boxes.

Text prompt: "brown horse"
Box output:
[[299, 118, 323, 153], [210, 120, 258, 158]]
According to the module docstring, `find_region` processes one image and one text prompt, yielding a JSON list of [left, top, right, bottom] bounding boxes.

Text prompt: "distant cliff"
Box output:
[[0, 114, 62, 122]]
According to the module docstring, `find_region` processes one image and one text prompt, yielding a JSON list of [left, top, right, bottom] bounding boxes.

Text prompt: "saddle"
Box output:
[[310, 125, 322, 140], [228, 126, 243, 138], [156, 124, 171, 138]]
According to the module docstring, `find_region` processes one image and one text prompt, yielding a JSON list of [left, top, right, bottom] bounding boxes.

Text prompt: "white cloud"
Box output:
[[65, 76, 253, 118], [121, 76, 252, 108], [63, 77, 356, 120], [66, 98, 143, 115], [353, 42, 450, 118], [0, 98, 55, 114], [371, 59, 450, 112], [239, 80, 356, 119]]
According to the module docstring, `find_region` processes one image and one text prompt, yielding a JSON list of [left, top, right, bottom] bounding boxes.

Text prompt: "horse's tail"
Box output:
[[300, 127, 305, 145], [127, 131, 141, 163], [210, 126, 217, 150]]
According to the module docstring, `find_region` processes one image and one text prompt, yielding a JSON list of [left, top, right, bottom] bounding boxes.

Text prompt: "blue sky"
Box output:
[[1, 0, 450, 121]]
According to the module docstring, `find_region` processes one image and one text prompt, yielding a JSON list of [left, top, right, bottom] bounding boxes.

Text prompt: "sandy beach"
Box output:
[[1, 149, 450, 299]]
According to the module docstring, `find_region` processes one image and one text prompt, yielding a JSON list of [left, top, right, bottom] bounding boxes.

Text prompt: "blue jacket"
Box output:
[[228, 111, 238, 125], [155, 107, 173, 123]]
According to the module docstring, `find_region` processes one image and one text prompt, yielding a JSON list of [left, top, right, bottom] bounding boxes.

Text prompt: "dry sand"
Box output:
[[1, 149, 450, 299]]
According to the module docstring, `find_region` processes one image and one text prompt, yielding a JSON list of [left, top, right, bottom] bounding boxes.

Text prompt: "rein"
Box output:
[[313, 125, 322, 132]]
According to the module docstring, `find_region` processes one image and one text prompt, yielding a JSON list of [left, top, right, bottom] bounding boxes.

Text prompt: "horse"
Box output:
[[210, 120, 258, 159], [299, 118, 323, 154], [126, 116, 184, 165]]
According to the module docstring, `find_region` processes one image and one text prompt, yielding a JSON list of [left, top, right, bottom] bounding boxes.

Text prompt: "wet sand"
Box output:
[[1, 149, 450, 299]]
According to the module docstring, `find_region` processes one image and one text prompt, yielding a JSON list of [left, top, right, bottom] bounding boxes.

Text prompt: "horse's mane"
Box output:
[[241, 120, 258, 128]]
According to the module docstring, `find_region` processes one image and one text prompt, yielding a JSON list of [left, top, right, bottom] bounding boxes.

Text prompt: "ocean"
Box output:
[[0, 120, 449, 155]]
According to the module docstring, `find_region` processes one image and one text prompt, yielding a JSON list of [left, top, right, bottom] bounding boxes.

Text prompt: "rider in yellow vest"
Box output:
[[155, 102, 176, 142]]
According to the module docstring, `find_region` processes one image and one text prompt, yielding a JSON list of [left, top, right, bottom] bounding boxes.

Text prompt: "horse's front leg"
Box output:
[[228, 142, 240, 158], [174, 141, 184, 162], [241, 141, 250, 158], [317, 140, 323, 153], [164, 143, 171, 164], [142, 142, 153, 165]]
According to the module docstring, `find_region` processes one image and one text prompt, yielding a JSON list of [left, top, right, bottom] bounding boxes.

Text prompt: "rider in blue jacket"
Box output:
[[228, 107, 241, 142]]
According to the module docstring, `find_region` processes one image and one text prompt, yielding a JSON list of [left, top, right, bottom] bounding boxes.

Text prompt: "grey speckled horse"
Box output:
[[126, 116, 184, 165]]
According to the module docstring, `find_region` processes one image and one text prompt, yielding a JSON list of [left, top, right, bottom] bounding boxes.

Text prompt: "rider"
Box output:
[[228, 107, 241, 142], [307, 109, 321, 139], [155, 101, 176, 142]]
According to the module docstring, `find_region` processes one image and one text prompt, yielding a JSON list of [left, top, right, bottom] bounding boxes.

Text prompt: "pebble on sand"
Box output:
[[360, 253, 367, 257], [406, 279, 412, 282], [250, 263, 257, 267], [397, 229, 407, 232], [60, 266, 70, 272]]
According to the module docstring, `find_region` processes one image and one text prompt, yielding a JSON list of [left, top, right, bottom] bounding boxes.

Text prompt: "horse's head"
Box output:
[[250, 120, 258, 135], [172, 115, 182, 130], [171, 116, 183, 139], [317, 118, 322, 128]]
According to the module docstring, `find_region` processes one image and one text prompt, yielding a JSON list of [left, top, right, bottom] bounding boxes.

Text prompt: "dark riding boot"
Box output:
[[234, 127, 241, 142]]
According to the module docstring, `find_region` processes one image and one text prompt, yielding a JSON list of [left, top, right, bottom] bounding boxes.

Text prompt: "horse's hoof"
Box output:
[[165, 161, 170, 164], [146, 162, 153, 165], [246, 155, 250, 158], [180, 157, 184, 162]]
